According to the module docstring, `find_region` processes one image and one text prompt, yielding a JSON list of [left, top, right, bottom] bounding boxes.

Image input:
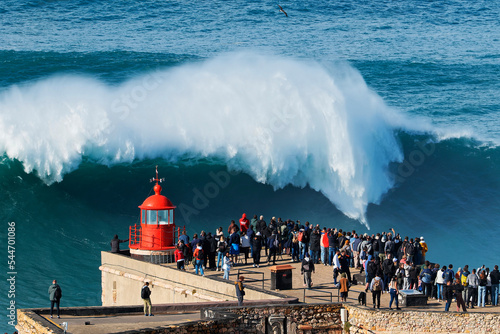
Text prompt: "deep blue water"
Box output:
[[0, 0, 499, 332]]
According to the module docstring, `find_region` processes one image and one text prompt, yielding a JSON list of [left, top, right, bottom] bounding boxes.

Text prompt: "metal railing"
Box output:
[[129, 225, 186, 249], [302, 286, 339, 303], [236, 269, 265, 290]]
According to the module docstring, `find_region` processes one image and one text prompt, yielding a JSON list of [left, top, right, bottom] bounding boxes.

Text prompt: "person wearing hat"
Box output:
[[420, 237, 428, 263], [235, 276, 245, 306]]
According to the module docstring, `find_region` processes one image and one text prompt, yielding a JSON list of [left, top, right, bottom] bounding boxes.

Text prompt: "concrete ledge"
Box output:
[[22, 298, 299, 317]]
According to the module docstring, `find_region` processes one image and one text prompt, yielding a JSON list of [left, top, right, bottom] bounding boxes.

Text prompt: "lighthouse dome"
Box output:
[[138, 184, 176, 210]]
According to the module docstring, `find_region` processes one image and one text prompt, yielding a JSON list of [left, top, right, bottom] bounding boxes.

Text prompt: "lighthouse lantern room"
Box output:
[[129, 166, 184, 262]]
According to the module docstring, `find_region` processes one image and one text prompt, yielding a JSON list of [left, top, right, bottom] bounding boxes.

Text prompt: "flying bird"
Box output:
[[278, 4, 288, 17]]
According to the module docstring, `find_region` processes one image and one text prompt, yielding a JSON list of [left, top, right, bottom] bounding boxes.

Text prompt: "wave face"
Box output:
[[0, 53, 428, 225]]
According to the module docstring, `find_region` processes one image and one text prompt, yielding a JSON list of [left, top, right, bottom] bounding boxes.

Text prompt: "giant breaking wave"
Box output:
[[0, 53, 433, 226]]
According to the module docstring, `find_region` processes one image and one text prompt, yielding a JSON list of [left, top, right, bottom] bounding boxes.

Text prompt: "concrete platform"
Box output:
[[25, 251, 500, 334]]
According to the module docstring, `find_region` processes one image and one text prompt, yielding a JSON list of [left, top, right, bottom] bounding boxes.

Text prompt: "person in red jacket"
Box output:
[[320, 228, 329, 266], [174, 245, 185, 270], [239, 213, 250, 233]]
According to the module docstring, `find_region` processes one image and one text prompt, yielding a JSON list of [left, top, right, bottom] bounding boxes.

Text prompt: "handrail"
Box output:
[[236, 268, 265, 290], [129, 224, 185, 249], [302, 287, 338, 303]]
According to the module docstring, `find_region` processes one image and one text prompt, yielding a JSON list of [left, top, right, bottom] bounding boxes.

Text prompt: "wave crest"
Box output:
[[0, 53, 429, 225]]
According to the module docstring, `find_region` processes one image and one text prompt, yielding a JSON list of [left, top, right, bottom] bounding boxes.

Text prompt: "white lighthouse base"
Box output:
[[129, 248, 175, 264]]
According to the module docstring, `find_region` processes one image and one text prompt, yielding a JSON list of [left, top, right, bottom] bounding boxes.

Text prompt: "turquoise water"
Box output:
[[0, 0, 499, 332]]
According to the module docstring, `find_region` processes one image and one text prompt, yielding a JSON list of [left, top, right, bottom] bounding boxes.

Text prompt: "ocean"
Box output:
[[0, 0, 499, 331]]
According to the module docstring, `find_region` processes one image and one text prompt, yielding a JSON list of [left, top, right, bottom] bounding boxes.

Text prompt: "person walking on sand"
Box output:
[[235, 275, 245, 306], [48, 280, 62, 319], [141, 282, 153, 316]]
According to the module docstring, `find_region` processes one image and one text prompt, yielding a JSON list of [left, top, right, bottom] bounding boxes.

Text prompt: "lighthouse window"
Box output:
[[158, 210, 169, 224], [145, 210, 170, 224], [146, 210, 157, 224]]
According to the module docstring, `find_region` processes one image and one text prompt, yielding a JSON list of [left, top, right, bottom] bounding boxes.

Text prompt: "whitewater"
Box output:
[[0, 54, 438, 226]]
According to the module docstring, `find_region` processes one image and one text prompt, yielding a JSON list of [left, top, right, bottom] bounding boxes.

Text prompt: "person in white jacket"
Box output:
[[436, 265, 446, 301], [332, 250, 341, 285]]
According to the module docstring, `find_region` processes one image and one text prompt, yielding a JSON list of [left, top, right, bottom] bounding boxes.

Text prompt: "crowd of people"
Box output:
[[171, 214, 499, 311]]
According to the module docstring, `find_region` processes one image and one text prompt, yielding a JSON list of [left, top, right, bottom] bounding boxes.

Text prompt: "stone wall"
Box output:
[[345, 305, 500, 333], [167, 303, 344, 334], [16, 310, 64, 334]]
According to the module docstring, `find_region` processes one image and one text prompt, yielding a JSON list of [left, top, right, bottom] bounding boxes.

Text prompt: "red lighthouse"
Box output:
[[129, 167, 183, 262]]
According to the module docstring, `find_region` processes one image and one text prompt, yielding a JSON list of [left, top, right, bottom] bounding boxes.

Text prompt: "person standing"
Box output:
[[420, 237, 428, 264], [477, 270, 487, 307], [388, 275, 400, 310], [141, 282, 153, 316], [193, 242, 205, 276], [339, 273, 349, 302], [48, 280, 62, 319], [239, 213, 250, 233], [110, 234, 129, 254], [240, 231, 251, 265], [252, 232, 263, 267], [436, 265, 446, 301], [490, 265, 500, 306], [267, 232, 278, 265], [443, 280, 454, 312], [174, 244, 185, 270], [216, 236, 227, 271], [301, 253, 315, 289], [222, 251, 233, 280], [453, 278, 467, 312], [466, 269, 478, 309], [370, 273, 384, 309], [235, 276, 245, 306]]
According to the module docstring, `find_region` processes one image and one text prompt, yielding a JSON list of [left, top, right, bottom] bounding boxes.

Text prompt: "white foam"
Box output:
[[0, 53, 437, 226]]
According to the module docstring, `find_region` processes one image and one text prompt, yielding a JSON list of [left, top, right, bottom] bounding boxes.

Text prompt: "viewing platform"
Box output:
[[17, 250, 500, 334]]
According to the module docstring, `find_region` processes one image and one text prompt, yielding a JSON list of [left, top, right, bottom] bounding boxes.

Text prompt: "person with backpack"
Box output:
[[405, 238, 415, 265], [193, 242, 205, 276], [443, 264, 455, 285], [235, 275, 245, 306], [419, 264, 433, 297], [301, 252, 315, 289], [141, 282, 153, 316], [370, 273, 384, 309], [48, 280, 62, 319], [216, 236, 227, 271]]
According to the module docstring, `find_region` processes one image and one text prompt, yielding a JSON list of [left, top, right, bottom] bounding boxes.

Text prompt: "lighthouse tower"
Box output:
[[129, 166, 182, 262]]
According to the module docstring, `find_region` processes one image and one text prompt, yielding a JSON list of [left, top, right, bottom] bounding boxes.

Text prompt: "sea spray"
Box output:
[[0, 53, 428, 225]]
